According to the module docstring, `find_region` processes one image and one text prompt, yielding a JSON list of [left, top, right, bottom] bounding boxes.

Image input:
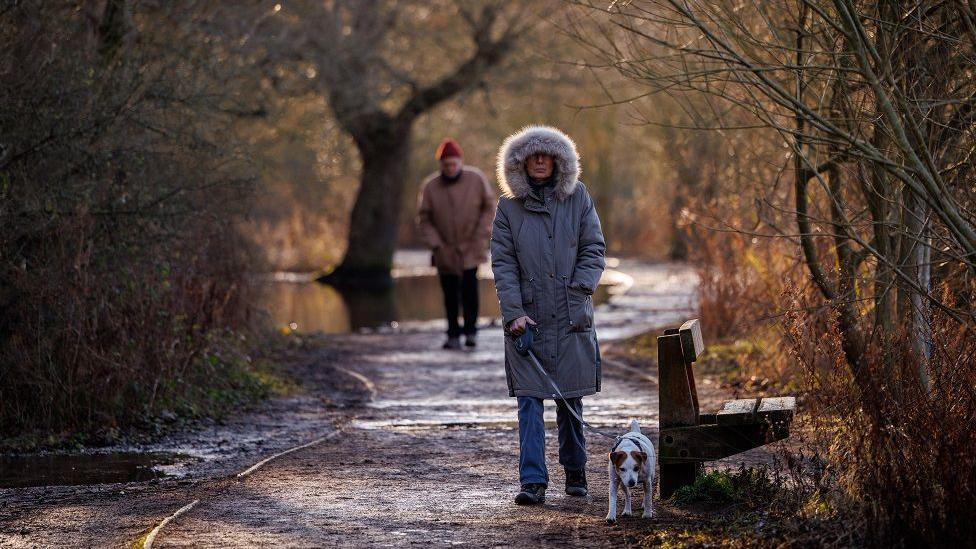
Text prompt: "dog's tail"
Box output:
[[629, 419, 641, 433]]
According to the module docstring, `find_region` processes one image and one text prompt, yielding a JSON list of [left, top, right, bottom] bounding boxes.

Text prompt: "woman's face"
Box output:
[[526, 153, 554, 181]]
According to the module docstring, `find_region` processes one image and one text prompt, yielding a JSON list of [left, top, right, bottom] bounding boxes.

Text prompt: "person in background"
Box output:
[[417, 138, 496, 350]]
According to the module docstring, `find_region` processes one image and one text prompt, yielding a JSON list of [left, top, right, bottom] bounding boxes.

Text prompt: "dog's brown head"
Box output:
[[610, 448, 647, 487]]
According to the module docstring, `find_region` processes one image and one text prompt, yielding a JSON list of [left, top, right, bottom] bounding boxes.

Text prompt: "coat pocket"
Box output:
[[567, 286, 594, 332], [558, 330, 599, 394]]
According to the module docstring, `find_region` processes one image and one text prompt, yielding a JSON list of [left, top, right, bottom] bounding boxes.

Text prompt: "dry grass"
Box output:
[[690, 229, 976, 547], [783, 303, 976, 547]]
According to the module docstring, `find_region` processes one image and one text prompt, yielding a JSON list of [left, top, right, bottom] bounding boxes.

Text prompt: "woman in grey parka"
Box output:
[[490, 125, 606, 505]]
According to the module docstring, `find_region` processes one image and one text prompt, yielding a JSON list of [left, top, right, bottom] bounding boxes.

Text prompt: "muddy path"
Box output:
[[0, 261, 785, 548]]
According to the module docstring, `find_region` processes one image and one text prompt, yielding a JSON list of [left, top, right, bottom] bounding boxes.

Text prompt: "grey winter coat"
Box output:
[[490, 126, 607, 399]]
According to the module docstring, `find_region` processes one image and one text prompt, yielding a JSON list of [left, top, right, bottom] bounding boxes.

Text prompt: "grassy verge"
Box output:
[[0, 331, 299, 453]]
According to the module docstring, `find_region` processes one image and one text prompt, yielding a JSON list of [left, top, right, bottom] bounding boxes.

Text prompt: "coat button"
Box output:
[[548, 234, 552, 239], [549, 273, 554, 278]]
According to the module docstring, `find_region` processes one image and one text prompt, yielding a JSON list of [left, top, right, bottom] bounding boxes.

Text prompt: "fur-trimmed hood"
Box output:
[[496, 125, 580, 201]]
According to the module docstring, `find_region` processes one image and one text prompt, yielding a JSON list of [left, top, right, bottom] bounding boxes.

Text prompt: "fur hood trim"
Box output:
[[496, 125, 580, 201]]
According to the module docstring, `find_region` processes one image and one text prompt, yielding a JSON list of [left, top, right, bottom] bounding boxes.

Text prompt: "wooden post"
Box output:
[[658, 328, 700, 498]]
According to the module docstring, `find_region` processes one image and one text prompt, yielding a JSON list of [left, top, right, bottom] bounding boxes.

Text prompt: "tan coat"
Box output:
[[416, 167, 496, 275]]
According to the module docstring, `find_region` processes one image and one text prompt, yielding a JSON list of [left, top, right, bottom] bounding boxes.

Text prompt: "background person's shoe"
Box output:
[[442, 337, 461, 350], [514, 483, 547, 505], [565, 469, 587, 496], [464, 334, 477, 347]]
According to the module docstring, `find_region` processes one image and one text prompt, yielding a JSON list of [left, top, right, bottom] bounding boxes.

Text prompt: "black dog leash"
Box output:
[[514, 326, 621, 442]]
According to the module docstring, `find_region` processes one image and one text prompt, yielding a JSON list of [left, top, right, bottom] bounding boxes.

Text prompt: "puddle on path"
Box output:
[[351, 417, 633, 432], [352, 419, 532, 431], [0, 451, 190, 488], [258, 274, 609, 334]]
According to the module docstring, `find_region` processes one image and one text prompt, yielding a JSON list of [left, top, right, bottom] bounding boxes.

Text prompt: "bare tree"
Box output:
[[249, 0, 534, 286], [568, 0, 976, 399]]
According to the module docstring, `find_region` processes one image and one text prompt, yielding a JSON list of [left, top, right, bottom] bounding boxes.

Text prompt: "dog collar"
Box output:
[[611, 434, 644, 453]]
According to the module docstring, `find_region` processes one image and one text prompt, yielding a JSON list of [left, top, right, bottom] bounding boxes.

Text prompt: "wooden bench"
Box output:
[[657, 319, 795, 497]]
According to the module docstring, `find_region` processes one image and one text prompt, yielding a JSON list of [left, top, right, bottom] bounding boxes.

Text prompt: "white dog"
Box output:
[[606, 419, 656, 523]]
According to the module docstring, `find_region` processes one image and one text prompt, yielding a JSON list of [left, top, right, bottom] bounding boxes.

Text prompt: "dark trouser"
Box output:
[[517, 396, 587, 486], [439, 267, 479, 338]]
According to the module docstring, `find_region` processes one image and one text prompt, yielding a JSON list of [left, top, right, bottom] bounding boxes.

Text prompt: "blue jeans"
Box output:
[[517, 396, 587, 486]]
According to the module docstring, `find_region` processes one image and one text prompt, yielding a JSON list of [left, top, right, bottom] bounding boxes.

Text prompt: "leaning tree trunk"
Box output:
[[320, 128, 411, 288]]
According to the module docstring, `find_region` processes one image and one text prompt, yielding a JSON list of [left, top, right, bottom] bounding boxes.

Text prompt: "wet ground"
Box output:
[[0, 260, 785, 547], [0, 452, 187, 489]]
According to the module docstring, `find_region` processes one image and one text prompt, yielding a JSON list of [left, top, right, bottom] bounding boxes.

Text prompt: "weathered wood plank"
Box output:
[[714, 397, 795, 426], [718, 398, 758, 415], [715, 398, 759, 425], [678, 319, 705, 362], [658, 333, 698, 428], [660, 421, 792, 463], [758, 396, 796, 413], [686, 359, 700, 419]]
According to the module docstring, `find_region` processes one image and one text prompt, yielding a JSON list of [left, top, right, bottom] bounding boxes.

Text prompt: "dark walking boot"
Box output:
[[464, 334, 477, 348], [442, 337, 461, 350], [514, 483, 547, 505], [565, 469, 587, 496]]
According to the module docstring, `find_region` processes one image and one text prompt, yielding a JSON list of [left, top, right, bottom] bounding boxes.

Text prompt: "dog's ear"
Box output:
[[609, 451, 627, 466], [631, 450, 648, 463]]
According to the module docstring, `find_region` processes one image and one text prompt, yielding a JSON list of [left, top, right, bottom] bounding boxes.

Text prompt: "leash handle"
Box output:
[[514, 325, 539, 356]]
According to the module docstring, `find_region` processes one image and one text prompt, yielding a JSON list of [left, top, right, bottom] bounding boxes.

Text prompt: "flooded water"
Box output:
[[258, 275, 609, 334], [0, 452, 188, 488]]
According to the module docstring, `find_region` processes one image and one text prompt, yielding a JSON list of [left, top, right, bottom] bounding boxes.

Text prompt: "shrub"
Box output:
[[785, 303, 976, 547], [0, 3, 258, 442]]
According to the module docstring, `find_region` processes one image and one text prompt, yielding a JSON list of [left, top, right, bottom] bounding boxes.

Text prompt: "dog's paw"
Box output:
[[621, 510, 632, 518], [605, 515, 616, 525], [642, 510, 654, 519]]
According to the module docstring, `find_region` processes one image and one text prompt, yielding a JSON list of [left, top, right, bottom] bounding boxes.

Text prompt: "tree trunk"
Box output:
[[668, 188, 690, 261], [904, 191, 933, 391], [319, 128, 411, 288], [911, 225, 932, 391]]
